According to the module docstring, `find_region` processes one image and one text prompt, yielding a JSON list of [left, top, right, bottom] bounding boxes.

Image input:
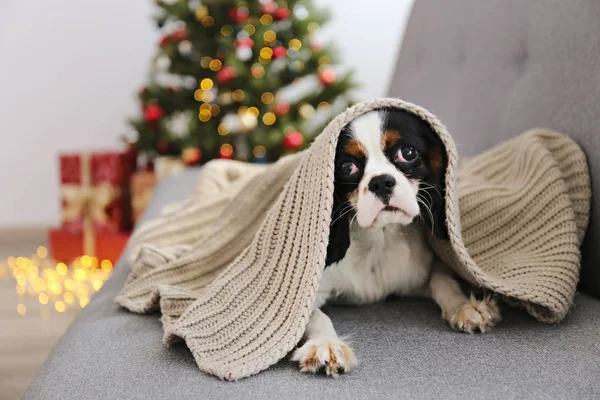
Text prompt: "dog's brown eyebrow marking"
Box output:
[[428, 151, 443, 173], [381, 130, 401, 150], [345, 139, 367, 158]]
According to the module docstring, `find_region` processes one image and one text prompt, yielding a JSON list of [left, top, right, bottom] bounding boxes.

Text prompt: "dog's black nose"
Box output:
[[368, 174, 396, 199]]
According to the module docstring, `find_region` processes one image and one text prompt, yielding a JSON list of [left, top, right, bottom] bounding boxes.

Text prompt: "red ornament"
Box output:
[[228, 7, 249, 24], [216, 66, 237, 85], [274, 7, 291, 20], [272, 46, 287, 59], [172, 28, 189, 42], [310, 42, 323, 52], [274, 102, 290, 116], [261, 2, 278, 15], [157, 142, 169, 155], [159, 35, 170, 47], [282, 131, 304, 151], [318, 69, 337, 86], [235, 37, 255, 48], [144, 105, 164, 123], [182, 147, 202, 165]]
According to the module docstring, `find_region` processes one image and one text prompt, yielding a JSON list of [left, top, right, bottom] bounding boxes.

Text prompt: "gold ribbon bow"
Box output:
[[61, 153, 121, 256]]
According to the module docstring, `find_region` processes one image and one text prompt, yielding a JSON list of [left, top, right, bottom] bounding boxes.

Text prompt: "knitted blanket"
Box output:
[[116, 98, 591, 381]]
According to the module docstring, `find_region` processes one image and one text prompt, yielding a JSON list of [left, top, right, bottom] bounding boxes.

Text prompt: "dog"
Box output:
[[292, 108, 501, 376]]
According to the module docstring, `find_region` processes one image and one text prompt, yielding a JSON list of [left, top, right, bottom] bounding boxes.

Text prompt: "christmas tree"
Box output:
[[130, 0, 356, 165]]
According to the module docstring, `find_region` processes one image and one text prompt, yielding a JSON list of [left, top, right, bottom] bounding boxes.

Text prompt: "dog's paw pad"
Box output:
[[447, 296, 501, 333], [292, 337, 357, 376]]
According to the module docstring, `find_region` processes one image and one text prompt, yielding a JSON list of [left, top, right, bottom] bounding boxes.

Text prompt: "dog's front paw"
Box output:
[[445, 296, 501, 333], [292, 337, 357, 376]]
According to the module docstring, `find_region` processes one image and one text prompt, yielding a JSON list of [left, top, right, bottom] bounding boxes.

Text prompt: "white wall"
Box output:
[[0, 0, 414, 227]]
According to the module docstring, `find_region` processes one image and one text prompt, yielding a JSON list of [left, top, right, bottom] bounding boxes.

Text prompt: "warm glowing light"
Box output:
[[74, 269, 86, 281], [318, 56, 332, 65], [318, 101, 331, 110], [200, 56, 212, 68], [202, 16, 215, 27], [261, 92, 274, 104], [218, 123, 230, 136], [64, 291, 74, 304], [253, 145, 266, 158], [289, 39, 302, 50], [247, 107, 260, 117], [75, 286, 89, 299], [199, 109, 211, 122], [262, 112, 276, 126], [221, 25, 233, 36], [100, 260, 112, 272], [56, 262, 67, 276], [64, 279, 74, 291], [17, 303, 27, 316], [199, 103, 212, 111], [80, 298, 90, 308], [244, 25, 256, 35], [195, 6, 208, 20], [93, 280, 103, 291], [37, 246, 48, 259], [194, 89, 204, 101], [260, 14, 273, 25], [39, 293, 49, 305], [211, 104, 220, 116], [55, 300, 66, 313], [232, 89, 246, 101], [7, 257, 16, 268], [251, 65, 265, 78], [81, 255, 92, 268], [259, 47, 273, 59], [298, 103, 315, 118], [209, 59, 222, 71], [50, 281, 62, 295], [16, 284, 26, 295], [220, 144, 234, 158], [258, 56, 271, 65], [200, 78, 214, 90], [263, 30, 276, 43]]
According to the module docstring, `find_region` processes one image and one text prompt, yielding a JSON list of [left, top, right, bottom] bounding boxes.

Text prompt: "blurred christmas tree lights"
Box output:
[[1, 246, 113, 317], [129, 0, 356, 165]]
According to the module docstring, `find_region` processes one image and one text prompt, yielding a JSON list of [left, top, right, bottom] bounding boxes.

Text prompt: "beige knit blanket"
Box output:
[[116, 98, 590, 381]]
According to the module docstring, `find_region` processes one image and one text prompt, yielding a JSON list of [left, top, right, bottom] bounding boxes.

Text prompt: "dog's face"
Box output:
[[332, 108, 447, 231]]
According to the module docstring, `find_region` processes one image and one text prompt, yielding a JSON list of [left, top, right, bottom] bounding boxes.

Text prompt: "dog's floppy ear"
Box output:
[[326, 191, 352, 266], [422, 130, 448, 239]]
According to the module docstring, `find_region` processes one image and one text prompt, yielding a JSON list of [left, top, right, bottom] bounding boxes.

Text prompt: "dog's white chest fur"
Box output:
[[317, 222, 434, 307]]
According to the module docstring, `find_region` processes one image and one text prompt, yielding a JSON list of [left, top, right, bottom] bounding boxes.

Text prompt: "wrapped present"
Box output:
[[130, 171, 157, 224], [60, 151, 136, 234], [49, 228, 130, 263]]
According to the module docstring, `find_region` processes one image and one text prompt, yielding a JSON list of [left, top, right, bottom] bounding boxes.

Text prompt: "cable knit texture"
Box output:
[[115, 98, 591, 381]]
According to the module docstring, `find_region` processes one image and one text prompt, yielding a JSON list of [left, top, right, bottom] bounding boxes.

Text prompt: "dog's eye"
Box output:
[[340, 162, 359, 176], [397, 147, 419, 163]]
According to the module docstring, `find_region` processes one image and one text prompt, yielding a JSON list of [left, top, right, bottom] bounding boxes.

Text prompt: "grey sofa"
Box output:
[[24, 0, 600, 399]]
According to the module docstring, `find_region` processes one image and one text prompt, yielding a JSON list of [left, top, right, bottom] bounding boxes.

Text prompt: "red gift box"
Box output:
[[60, 151, 136, 234], [49, 228, 130, 264]]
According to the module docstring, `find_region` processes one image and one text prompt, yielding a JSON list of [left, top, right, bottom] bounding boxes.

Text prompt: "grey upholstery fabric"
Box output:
[[24, 169, 600, 400], [388, 0, 600, 297]]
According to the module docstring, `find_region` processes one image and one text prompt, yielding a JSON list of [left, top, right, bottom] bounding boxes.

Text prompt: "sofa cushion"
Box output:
[[388, 0, 600, 297], [24, 169, 600, 400]]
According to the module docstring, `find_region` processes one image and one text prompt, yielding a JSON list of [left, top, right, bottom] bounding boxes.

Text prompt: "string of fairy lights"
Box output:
[[1, 246, 113, 318]]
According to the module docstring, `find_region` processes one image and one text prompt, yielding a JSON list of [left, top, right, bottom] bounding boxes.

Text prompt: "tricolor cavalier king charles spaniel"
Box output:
[[292, 108, 501, 376]]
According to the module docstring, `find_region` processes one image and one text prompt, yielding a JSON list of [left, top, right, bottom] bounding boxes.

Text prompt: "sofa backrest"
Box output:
[[389, 0, 600, 297]]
